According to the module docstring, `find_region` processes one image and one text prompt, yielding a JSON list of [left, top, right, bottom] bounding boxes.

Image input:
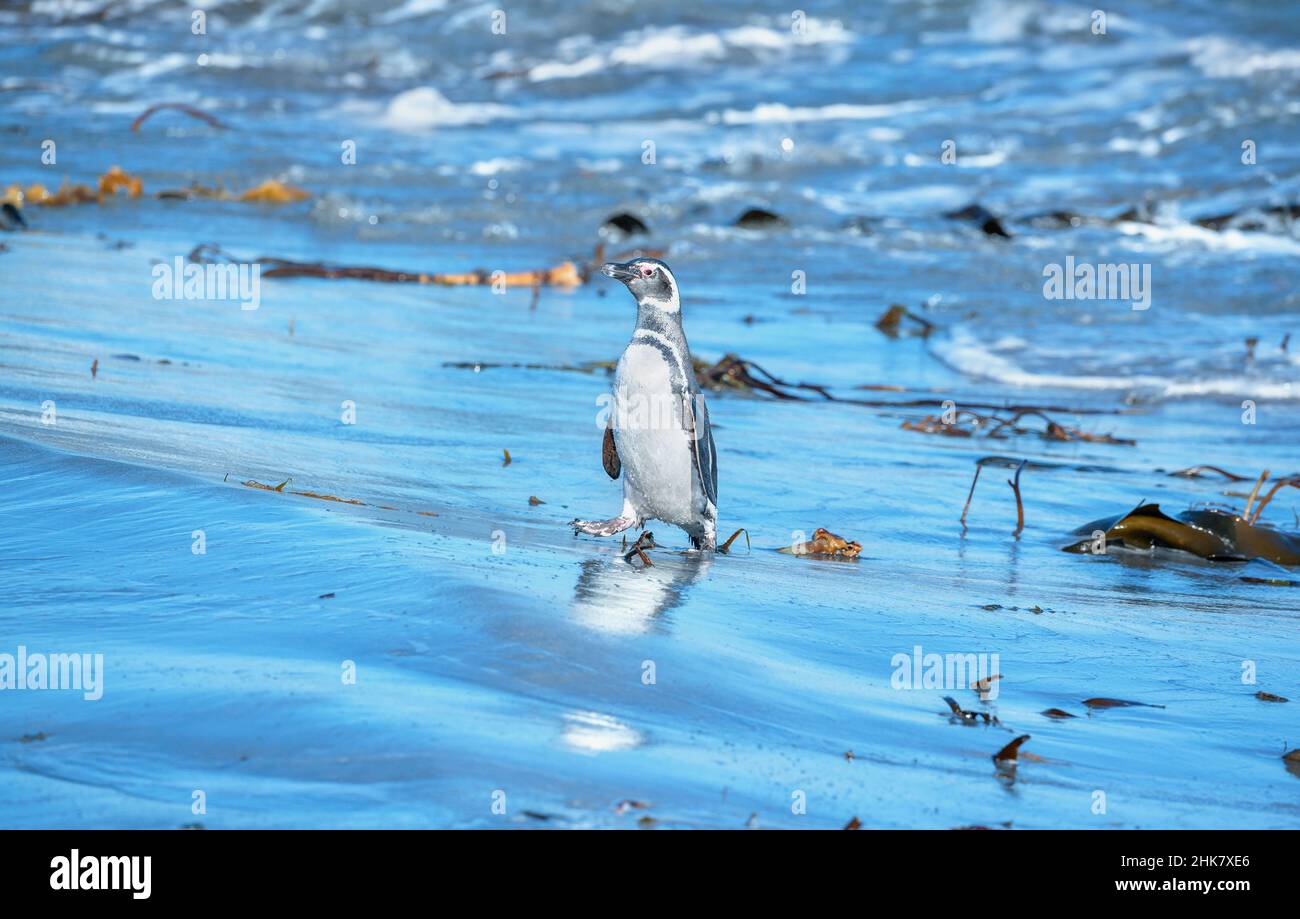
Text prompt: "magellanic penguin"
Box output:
[[571, 258, 719, 550]]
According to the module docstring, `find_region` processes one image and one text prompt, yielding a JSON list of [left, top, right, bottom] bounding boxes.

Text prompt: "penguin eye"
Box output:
[[639, 265, 654, 278]]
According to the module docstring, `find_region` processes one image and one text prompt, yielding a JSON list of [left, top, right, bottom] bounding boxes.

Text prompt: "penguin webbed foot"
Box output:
[[570, 516, 637, 538]]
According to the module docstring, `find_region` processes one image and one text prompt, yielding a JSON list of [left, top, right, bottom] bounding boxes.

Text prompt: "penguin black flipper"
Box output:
[[602, 420, 621, 480], [686, 392, 718, 508]]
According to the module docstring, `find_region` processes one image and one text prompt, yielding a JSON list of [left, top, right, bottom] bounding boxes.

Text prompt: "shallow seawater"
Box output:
[[1, 0, 1298, 828]]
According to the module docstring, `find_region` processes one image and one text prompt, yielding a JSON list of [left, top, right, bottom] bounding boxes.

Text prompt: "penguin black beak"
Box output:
[[601, 261, 636, 283]]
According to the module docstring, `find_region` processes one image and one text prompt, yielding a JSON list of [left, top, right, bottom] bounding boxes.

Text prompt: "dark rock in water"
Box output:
[[1194, 203, 1300, 232], [733, 207, 786, 229], [1023, 210, 1091, 229], [1112, 203, 1158, 224], [942, 203, 1010, 238], [842, 216, 878, 234], [601, 212, 649, 236], [0, 201, 27, 230]]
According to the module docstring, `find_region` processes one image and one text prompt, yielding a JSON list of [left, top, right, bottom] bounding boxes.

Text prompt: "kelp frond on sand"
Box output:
[[961, 456, 1035, 532], [1064, 491, 1300, 566]]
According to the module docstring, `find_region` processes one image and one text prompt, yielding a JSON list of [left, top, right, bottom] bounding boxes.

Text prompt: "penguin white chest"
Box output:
[[613, 342, 696, 524]]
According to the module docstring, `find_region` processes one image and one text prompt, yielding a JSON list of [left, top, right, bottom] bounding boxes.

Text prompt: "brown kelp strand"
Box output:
[[623, 531, 657, 566], [234, 476, 437, 518], [1064, 501, 1300, 565], [130, 102, 229, 132], [961, 456, 1037, 531], [874, 304, 935, 338], [443, 350, 1126, 419]]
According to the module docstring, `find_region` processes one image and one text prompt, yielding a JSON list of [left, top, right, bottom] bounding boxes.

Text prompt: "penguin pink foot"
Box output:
[[570, 516, 637, 538]]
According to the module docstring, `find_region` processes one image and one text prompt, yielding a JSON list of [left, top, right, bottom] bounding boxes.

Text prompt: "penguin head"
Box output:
[[601, 258, 680, 313]]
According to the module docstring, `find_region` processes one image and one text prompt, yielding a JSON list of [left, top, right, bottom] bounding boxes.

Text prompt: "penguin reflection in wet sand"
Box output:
[[571, 259, 718, 550]]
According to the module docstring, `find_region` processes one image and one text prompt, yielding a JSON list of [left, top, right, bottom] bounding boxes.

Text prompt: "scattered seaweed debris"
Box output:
[[624, 531, 657, 567], [943, 696, 995, 725], [235, 180, 310, 204], [992, 734, 1030, 763], [156, 179, 310, 203], [1256, 691, 1289, 703], [874, 304, 935, 338], [5, 166, 142, 208], [444, 352, 1129, 426], [256, 256, 582, 287], [1041, 708, 1076, 719], [99, 165, 143, 199], [778, 528, 862, 558], [502, 449, 512, 467], [90, 359, 98, 378], [843, 817, 862, 830], [733, 207, 786, 229], [19, 732, 49, 743], [528, 495, 544, 506], [943, 203, 1011, 238], [1082, 698, 1166, 710], [903, 407, 1134, 446], [5, 170, 311, 208], [972, 674, 1002, 700], [130, 102, 228, 132], [1064, 502, 1300, 565]]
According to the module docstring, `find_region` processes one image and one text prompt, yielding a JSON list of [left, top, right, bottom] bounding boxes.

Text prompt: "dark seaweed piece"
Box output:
[[944, 696, 992, 724], [1082, 697, 1166, 709], [992, 735, 1030, 762], [131, 102, 228, 132]]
